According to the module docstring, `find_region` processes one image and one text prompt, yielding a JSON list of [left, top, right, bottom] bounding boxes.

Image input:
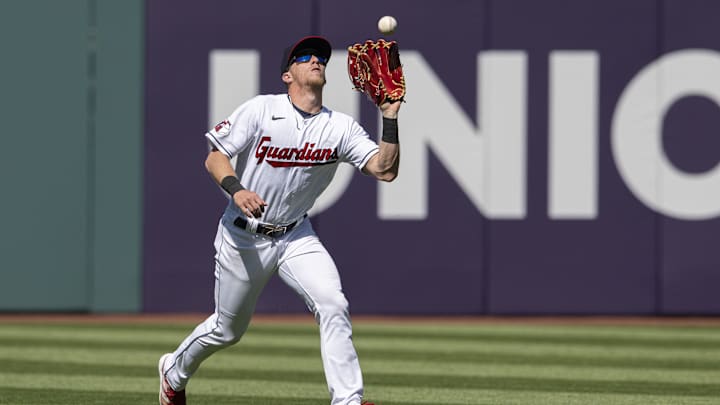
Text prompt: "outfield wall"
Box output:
[[0, 0, 143, 312], [1, 0, 719, 315], [143, 0, 720, 315]]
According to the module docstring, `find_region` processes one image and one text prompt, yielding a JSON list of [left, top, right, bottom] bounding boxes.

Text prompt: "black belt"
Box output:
[[233, 215, 305, 238]]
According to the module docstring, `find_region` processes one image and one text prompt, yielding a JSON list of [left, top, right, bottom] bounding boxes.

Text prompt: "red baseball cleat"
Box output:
[[158, 353, 187, 405]]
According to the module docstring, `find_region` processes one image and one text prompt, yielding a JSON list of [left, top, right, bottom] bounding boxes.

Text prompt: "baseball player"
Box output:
[[158, 36, 401, 405]]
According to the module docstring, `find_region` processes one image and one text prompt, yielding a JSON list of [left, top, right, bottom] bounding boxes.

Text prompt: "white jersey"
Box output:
[[206, 94, 379, 225]]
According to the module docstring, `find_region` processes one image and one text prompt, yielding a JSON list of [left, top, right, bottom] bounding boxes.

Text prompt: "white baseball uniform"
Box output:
[[162, 94, 379, 405]]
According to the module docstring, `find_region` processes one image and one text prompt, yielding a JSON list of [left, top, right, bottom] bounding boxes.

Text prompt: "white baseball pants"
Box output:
[[162, 215, 364, 405]]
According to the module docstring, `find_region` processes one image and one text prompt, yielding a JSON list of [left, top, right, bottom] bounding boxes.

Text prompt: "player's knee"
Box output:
[[212, 324, 246, 347], [316, 293, 349, 319], [215, 330, 242, 346]]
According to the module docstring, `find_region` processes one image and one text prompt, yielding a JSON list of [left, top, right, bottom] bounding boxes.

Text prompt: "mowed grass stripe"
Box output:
[[0, 372, 493, 405], [3, 324, 720, 361], [0, 324, 720, 349], [279, 323, 720, 349], [0, 373, 716, 405], [3, 322, 720, 350], [2, 358, 719, 397], [357, 323, 720, 340], [0, 358, 319, 384], [0, 387, 324, 405], [3, 346, 719, 386], [6, 319, 720, 339], [0, 336, 718, 372], [0, 373, 329, 399]]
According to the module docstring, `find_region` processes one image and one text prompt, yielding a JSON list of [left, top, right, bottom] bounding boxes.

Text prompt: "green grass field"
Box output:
[[0, 317, 719, 404]]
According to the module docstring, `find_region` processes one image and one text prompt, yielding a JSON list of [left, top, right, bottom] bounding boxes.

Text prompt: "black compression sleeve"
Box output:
[[220, 176, 245, 196], [381, 117, 399, 144]]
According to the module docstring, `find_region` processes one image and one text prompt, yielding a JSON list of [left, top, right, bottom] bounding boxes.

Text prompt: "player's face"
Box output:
[[288, 54, 327, 87]]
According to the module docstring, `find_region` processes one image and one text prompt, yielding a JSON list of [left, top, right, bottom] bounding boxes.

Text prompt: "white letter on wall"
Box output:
[[548, 51, 599, 219], [209, 50, 259, 125], [612, 49, 720, 220], [208, 50, 259, 171], [379, 51, 527, 219]]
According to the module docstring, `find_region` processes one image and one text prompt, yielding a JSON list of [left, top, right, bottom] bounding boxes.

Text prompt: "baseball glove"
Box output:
[[347, 39, 406, 105]]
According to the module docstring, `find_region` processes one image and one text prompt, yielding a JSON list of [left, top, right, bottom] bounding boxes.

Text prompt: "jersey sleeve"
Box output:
[[340, 119, 380, 171], [205, 97, 261, 157]]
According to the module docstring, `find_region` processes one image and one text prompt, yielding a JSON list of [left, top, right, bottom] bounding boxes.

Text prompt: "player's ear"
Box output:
[[281, 71, 293, 85]]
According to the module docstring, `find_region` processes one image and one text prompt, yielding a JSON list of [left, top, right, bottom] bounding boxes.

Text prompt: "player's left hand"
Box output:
[[347, 39, 406, 106]]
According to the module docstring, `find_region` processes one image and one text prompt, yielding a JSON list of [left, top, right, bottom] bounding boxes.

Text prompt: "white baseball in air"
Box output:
[[378, 16, 398, 35]]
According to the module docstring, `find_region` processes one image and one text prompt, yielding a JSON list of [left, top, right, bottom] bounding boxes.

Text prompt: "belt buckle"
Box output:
[[262, 225, 287, 237]]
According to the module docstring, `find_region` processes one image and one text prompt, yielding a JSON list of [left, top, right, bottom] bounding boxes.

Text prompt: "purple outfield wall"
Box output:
[[144, 0, 720, 315]]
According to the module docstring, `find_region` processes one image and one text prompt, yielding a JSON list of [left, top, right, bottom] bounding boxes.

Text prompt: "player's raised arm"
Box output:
[[362, 101, 401, 182], [349, 38, 405, 183]]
